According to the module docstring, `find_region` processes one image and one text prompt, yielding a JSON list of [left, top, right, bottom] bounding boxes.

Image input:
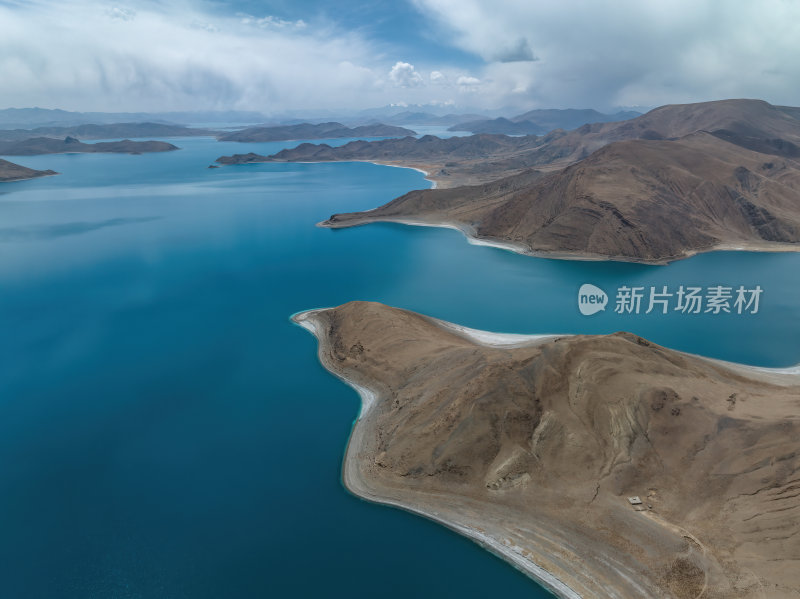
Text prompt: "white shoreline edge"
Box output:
[[0, 171, 59, 183], [275, 159, 438, 189], [428, 317, 561, 348], [698, 356, 800, 380], [433, 319, 800, 378], [372, 218, 530, 254], [327, 217, 800, 264], [367, 162, 438, 190], [290, 307, 799, 599], [291, 309, 378, 416]]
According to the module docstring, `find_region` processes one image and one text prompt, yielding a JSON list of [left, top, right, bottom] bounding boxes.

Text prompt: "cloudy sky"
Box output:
[[2, 0, 800, 114]]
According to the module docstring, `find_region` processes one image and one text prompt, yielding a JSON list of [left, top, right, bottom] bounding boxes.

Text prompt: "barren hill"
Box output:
[[525, 99, 800, 169], [295, 301, 800, 598]]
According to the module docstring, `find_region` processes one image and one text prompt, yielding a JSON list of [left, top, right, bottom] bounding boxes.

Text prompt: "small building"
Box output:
[[628, 496, 643, 505]]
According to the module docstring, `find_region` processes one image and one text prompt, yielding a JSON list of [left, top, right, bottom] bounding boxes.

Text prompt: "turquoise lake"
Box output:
[[1, 136, 798, 598]]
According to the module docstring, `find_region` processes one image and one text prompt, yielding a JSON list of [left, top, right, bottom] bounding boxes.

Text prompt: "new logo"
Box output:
[[578, 283, 608, 316]]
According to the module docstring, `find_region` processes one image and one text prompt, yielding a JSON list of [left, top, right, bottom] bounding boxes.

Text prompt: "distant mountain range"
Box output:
[[0, 108, 267, 129], [448, 117, 546, 135], [371, 112, 489, 126], [448, 108, 643, 135], [217, 122, 416, 142]]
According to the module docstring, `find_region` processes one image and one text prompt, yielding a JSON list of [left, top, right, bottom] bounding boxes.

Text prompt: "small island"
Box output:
[[0, 122, 219, 142], [294, 301, 800, 599], [0, 136, 179, 156], [0, 158, 57, 182]]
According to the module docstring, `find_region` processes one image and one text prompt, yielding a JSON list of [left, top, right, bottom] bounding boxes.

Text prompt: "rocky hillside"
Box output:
[[297, 301, 800, 598]]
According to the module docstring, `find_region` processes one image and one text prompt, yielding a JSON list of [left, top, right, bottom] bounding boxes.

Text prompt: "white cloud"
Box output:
[[6, 0, 799, 113], [238, 14, 307, 30], [106, 6, 136, 21], [0, 1, 398, 112], [413, 0, 800, 109], [190, 20, 219, 33], [456, 76, 480, 86], [389, 61, 424, 87], [456, 75, 481, 92]]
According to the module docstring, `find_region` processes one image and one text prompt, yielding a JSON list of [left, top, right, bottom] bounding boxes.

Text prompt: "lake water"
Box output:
[[0, 136, 797, 598]]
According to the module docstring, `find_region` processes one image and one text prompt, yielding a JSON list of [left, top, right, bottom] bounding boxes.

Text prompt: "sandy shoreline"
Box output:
[[426, 316, 561, 348], [365, 162, 438, 189], [292, 309, 380, 417], [435, 316, 800, 379], [283, 159, 439, 189], [404, 218, 800, 264]]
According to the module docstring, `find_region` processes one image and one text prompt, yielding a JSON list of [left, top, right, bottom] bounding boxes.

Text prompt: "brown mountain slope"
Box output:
[[615, 99, 800, 140], [321, 132, 800, 263], [295, 301, 800, 598], [516, 98, 800, 170], [0, 158, 57, 182], [526, 100, 800, 169]]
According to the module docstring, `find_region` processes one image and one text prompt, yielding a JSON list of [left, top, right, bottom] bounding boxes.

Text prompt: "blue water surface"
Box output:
[[0, 137, 797, 598]]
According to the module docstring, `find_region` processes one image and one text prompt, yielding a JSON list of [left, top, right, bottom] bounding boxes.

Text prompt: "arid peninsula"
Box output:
[[294, 301, 800, 599]]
